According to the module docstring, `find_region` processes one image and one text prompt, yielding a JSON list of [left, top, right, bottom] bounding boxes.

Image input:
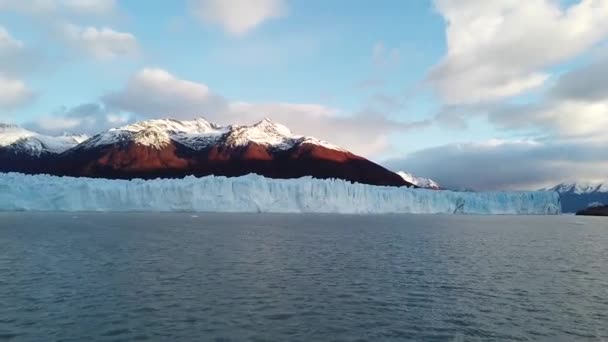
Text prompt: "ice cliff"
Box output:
[[0, 173, 561, 215]]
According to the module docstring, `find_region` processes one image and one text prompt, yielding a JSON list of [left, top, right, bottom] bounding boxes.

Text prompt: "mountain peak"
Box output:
[[0, 124, 84, 155], [257, 117, 274, 124], [548, 180, 608, 213], [549, 181, 608, 194], [396, 171, 440, 189], [0, 125, 36, 147], [252, 117, 292, 134]]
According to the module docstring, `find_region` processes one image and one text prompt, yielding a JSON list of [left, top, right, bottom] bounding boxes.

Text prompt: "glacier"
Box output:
[[0, 173, 560, 215]]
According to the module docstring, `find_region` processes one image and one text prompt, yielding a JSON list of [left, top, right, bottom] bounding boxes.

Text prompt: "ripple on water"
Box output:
[[0, 213, 607, 341]]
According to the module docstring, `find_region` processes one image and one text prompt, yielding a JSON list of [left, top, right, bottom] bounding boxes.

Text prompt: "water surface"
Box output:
[[1, 213, 607, 341]]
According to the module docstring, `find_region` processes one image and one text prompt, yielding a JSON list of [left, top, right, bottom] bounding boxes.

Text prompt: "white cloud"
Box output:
[[190, 0, 286, 36], [0, 25, 46, 77], [429, 0, 608, 105], [491, 100, 608, 140], [0, 74, 35, 110], [61, 24, 138, 60], [227, 102, 407, 156], [103, 68, 227, 117], [0, 27, 36, 110], [0, 26, 24, 50], [101, 67, 426, 156]]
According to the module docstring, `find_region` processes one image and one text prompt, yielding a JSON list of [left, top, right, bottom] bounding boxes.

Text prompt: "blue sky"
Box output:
[[1, 0, 608, 190]]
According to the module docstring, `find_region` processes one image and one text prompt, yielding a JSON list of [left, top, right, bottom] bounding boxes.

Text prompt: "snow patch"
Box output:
[[397, 171, 441, 189], [78, 118, 346, 152], [0, 124, 84, 155], [0, 173, 561, 215], [547, 182, 608, 194]]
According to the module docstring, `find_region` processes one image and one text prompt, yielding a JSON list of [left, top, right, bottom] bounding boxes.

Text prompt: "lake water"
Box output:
[[1, 213, 607, 341]]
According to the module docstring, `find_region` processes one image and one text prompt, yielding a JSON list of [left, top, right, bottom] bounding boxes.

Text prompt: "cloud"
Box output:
[[0, 26, 23, 50], [0, 74, 35, 110], [0, 27, 36, 110], [550, 50, 608, 103], [429, 0, 608, 105], [228, 102, 428, 156], [419, 15, 608, 190], [0, 0, 116, 15], [190, 0, 286, 36], [0, 26, 46, 77], [103, 68, 229, 117], [61, 24, 138, 60], [486, 51, 608, 140], [101, 67, 427, 156], [387, 139, 608, 191], [27, 102, 133, 134]]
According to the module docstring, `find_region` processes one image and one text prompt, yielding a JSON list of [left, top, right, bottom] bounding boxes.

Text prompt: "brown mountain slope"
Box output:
[[0, 118, 413, 187]]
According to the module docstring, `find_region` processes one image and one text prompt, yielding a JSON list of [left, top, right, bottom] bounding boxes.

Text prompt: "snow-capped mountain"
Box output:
[[0, 123, 86, 156], [545, 181, 608, 213], [396, 171, 441, 189], [77, 118, 227, 150], [548, 182, 608, 195], [77, 118, 344, 152], [0, 118, 412, 187]]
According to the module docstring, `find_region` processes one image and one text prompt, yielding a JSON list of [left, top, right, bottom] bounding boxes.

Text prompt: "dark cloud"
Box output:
[[550, 53, 608, 102], [386, 139, 608, 191]]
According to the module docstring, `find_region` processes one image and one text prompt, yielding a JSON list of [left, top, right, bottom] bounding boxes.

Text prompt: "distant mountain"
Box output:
[[545, 182, 608, 213], [0, 123, 87, 174], [0, 118, 412, 187], [396, 171, 440, 189], [0, 123, 86, 155]]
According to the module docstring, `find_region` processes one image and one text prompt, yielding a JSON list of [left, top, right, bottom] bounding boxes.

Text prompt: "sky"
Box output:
[[1, 0, 608, 190]]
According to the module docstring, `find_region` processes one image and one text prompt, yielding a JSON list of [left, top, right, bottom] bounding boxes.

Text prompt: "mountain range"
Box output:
[[0, 119, 414, 187], [545, 182, 608, 213]]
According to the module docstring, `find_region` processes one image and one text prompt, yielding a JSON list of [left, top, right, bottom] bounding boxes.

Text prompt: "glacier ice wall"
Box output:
[[0, 173, 560, 215]]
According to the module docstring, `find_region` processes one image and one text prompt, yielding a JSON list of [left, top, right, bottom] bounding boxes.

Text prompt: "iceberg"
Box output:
[[0, 173, 561, 215]]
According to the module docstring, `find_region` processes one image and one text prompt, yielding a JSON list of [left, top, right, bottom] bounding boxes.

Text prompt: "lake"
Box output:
[[1, 213, 607, 341]]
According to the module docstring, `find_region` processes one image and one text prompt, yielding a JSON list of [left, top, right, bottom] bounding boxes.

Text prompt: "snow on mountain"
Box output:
[[396, 171, 440, 189], [78, 117, 344, 151], [547, 182, 608, 195], [0, 123, 86, 155], [545, 181, 608, 213], [1, 118, 408, 187], [225, 118, 293, 148], [2, 117, 348, 155], [78, 118, 226, 150], [0, 172, 561, 215]]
